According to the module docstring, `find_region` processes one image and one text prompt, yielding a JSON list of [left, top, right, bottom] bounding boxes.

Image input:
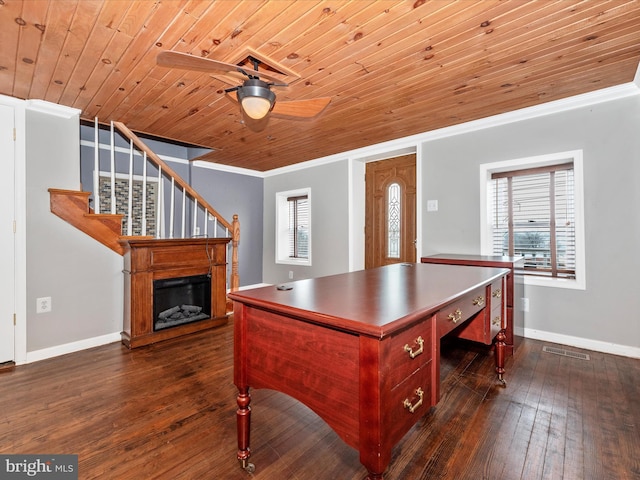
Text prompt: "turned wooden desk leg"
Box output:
[[361, 452, 387, 479], [495, 329, 507, 386], [236, 388, 255, 473]]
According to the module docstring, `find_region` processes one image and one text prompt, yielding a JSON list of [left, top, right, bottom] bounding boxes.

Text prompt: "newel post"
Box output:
[[231, 214, 240, 292]]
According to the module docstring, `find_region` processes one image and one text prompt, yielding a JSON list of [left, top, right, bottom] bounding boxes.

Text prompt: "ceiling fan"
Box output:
[[156, 51, 331, 129]]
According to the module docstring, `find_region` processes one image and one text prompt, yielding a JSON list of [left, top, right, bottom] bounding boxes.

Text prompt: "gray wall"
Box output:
[[259, 94, 640, 353], [421, 95, 640, 350], [262, 161, 350, 284], [26, 110, 123, 352], [191, 167, 264, 287]]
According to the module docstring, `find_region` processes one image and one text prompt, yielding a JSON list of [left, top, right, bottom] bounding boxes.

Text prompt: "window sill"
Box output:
[[276, 258, 311, 267], [522, 275, 585, 290]]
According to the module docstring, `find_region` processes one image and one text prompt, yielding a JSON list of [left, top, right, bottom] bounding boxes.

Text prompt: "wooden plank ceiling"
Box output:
[[1, 0, 639, 172]]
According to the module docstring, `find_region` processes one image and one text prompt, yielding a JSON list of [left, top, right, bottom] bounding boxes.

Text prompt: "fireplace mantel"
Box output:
[[120, 238, 231, 348]]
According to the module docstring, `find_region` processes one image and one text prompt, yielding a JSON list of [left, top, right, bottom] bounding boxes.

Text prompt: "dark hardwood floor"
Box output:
[[1, 320, 638, 480]]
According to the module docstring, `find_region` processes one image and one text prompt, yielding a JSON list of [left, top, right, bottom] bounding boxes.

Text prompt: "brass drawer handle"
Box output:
[[403, 387, 424, 414], [448, 308, 462, 323], [472, 296, 485, 307], [403, 336, 424, 359], [492, 316, 501, 326], [492, 289, 502, 298]]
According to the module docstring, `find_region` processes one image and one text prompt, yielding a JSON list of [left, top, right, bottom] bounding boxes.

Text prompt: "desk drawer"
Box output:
[[383, 319, 433, 389], [383, 361, 433, 447], [435, 286, 486, 338], [490, 279, 505, 338]]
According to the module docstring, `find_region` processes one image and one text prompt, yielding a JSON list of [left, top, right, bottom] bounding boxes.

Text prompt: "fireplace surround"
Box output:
[[120, 238, 231, 348]]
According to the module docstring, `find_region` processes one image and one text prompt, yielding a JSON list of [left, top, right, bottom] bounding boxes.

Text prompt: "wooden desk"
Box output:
[[229, 263, 509, 479], [421, 254, 525, 355]]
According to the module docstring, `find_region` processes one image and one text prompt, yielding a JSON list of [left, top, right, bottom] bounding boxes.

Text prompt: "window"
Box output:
[[491, 163, 575, 278], [480, 151, 585, 290], [387, 182, 401, 259], [287, 194, 309, 259], [276, 188, 311, 265]]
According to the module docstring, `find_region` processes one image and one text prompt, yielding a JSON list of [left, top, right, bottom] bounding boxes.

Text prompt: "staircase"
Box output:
[[49, 120, 240, 345]]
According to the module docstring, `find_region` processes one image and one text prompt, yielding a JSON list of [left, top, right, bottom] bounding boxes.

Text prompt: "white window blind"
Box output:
[[288, 195, 309, 259], [490, 162, 576, 279]]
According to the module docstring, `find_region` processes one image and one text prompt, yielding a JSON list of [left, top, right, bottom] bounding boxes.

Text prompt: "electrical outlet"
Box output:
[[521, 297, 530, 312], [289, 271, 294, 280], [36, 296, 52, 313], [427, 199, 439, 212], [195, 226, 201, 236]]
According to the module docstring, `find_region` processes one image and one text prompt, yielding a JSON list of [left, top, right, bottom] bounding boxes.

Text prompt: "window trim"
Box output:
[[275, 187, 312, 266], [479, 150, 586, 290]]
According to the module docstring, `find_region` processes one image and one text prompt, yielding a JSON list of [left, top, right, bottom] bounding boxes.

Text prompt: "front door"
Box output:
[[0, 104, 15, 363], [365, 154, 416, 269]]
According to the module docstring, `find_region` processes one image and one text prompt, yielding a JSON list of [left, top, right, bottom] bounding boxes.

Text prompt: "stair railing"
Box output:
[[93, 119, 239, 292]]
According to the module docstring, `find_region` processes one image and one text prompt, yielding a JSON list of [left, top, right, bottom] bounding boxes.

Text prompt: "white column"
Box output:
[[93, 117, 100, 214], [109, 121, 116, 214], [127, 139, 133, 236]]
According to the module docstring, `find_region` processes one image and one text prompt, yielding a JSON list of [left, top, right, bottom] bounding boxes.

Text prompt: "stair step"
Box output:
[[49, 188, 126, 255], [85, 213, 126, 236], [49, 188, 92, 214]]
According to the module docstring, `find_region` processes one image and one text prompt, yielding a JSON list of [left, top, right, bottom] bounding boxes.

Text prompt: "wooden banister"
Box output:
[[112, 122, 232, 232], [112, 121, 240, 291], [231, 214, 240, 292]]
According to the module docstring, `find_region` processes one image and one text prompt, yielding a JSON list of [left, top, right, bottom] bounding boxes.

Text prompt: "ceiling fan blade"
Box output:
[[271, 97, 331, 119], [156, 51, 285, 83], [223, 91, 239, 105]]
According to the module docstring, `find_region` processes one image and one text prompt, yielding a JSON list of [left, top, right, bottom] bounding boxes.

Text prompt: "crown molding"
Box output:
[[258, 81, 640, 176], [26, 99, 81, 119]]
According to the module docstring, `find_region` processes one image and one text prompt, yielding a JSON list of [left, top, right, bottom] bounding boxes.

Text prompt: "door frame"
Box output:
[[348, 143, 423, 272]]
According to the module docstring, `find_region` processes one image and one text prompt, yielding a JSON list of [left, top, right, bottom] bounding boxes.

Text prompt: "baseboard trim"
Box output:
[[24, 332, 122, 364], [229, 283, 271, 292], [523, 328, 640, 359], [22, 320, 639, 365]]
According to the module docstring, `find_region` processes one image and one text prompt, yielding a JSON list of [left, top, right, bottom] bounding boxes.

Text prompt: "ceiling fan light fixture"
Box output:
[[237, 78, 276, 120]]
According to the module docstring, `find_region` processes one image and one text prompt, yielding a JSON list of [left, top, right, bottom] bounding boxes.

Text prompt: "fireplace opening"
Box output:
[[153, 274, 211, 331]]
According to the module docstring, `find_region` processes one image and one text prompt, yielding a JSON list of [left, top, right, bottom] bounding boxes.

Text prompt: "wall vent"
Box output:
[[542, 345, 590, 360]]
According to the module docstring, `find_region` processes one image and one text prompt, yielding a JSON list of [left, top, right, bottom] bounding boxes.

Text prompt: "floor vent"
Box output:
[[542, 345, 590, 360]]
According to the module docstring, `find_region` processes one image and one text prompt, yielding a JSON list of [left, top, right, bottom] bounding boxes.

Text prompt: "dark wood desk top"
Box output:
[[422, 253, 524, 266], [229, 263, 509, 338]]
